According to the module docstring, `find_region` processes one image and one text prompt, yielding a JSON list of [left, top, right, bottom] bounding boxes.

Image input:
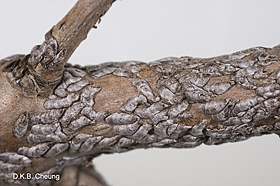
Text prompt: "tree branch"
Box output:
[[1, 1, 280, 186], [51, 0, 115, 64], [1, 0, 115, 97]]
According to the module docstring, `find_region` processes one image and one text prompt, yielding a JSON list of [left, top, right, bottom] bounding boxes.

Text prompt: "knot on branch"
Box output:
[[2, 33, 67, 97], [28, 35, 67, 88], [29, 37, 66, 73]]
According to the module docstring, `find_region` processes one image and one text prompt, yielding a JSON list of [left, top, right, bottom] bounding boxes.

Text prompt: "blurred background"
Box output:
[[1, 1, 280, 185]]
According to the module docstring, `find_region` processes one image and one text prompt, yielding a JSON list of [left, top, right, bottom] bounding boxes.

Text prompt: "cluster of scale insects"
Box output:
[[1, 42, 280, 185]]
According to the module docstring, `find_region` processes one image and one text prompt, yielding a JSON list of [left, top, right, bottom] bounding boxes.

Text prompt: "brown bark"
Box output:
[[51, 0, 115, 64], [0, 0, 115, 185], [1, 1, 280, 186], [0, 0, 115, 98]]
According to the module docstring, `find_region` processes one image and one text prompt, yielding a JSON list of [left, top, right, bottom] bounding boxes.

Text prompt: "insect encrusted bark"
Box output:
[[1, 41, 280, 185], [1, 0, 280, 185]]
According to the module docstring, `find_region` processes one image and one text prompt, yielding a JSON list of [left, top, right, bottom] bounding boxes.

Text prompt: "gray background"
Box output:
[[1, 1, 280, 185]]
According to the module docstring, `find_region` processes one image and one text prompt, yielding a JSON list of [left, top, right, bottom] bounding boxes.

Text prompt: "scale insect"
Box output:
[[132, 78, 159, 103], [63, 71, 82, 86], [0, 161, 23, 174], [44, 143, 69, 158], [30, 109, 64, 124], [0, 153, 31, 167], [18, 143, 50, 158], [92, 123, 111, 136], [80, 85, 101, 107], [60, 102, 85, 127], [14, 112, 29, 138], [31, 123, 58, 135], [97, 136, 120, 147], [69, 134, 91, 154], [120, 95, 147, 113], [66, 67, 87, 77], [105, 113, 139, 125], [63, 116, 93, 135], [44, 93, 79, 109], [67, 79, 90, 93], [134, 102, 166, 119], [198, 99, 229, 115], [113, 123, 140, 136], [79, 136, 103, 153]]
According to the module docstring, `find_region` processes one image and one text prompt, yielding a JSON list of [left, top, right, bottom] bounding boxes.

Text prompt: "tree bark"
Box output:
[[51, 0, 115, 64], [0, 0, 115, 98], [1, 1, 280, 186]]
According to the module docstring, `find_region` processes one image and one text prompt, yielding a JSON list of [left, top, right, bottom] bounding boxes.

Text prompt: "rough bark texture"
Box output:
[[51, 0, 115, 64], [1, 44, 280, 185], [1, 0, 280, 186], [0, 0, 115, 98]]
